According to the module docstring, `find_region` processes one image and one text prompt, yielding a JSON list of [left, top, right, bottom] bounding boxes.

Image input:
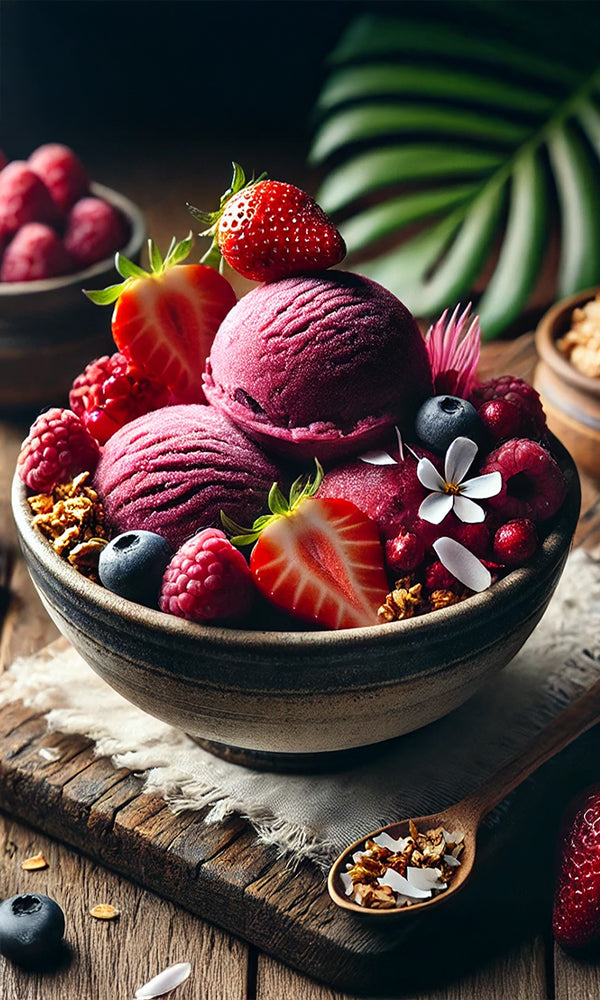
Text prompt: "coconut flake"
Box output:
[[433, 537, 491, 592], [395, 426, 405, 462], [358, 449, 398, 466], [38, 746, 61, 761], [372, 831, 411, 853], [443, 829, 465, 844], [340, 871, 354, 896], [406, 866, 447, 892], [444, 854, 462, 867], [134, 962, 191, 999], [379, 868, 431, 899]]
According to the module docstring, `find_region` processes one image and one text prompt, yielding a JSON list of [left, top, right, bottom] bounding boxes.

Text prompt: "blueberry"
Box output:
[[0, 893, 65, 966], [98, 530, 173, 607], [414, 395, 483, 453]]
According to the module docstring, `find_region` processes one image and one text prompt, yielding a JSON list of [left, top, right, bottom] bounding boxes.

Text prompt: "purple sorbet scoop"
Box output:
[[203, 271, 433, 461], [94, 405, 281, 550]]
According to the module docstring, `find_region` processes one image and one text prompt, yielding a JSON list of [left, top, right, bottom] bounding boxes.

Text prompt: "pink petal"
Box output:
[[419, 492, 454, 524], [452, 495, 485, 523], [417, 457, 445, 492], [433, 537, 492, 592], [425, 304, 481, 397], [444, 437, 477, 484]]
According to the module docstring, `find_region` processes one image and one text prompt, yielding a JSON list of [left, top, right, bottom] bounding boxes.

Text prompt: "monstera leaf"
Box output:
[[310, 4, 600, 338]]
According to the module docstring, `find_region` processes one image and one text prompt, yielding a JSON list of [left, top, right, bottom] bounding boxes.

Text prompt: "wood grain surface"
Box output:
[[1, 318, 600, 993]]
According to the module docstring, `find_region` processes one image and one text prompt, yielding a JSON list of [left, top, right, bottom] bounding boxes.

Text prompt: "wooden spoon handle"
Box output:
[[466, 673, 600, 822]]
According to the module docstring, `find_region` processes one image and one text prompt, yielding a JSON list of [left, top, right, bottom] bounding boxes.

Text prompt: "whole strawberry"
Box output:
[[553, 785, 600, 951], [188, 163, 345, 282], [18, 407, 100, 492]]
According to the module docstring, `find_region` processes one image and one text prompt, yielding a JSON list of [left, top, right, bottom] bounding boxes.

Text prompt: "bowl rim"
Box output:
[[535, 285, 600, 396], [11, 434, 581, 654], [0, 182, 146, 296]]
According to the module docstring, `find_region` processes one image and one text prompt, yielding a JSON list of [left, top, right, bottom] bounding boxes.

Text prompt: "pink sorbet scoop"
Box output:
[[203, 271, 433, 461], [94, 405, 281, 549]]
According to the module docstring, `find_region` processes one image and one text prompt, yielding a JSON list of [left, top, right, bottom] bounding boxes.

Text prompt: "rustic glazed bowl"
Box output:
[[534, 287, 600, 480], [0, 182, 145, 412], [12, 439, 580, 769]]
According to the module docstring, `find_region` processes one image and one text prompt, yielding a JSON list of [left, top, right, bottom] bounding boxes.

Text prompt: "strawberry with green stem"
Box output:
[[222, 462, 389, 630], [188, 163, 346, 282], [85, 233, 236, 403]]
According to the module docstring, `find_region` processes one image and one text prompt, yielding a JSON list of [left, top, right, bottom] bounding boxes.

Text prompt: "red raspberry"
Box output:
[[553, 785, 600, 950], [17, 407, 100, 492], [480, 438, 567, 522], [385, 528, 425, 574], [70, 352, 171, 445], [0, 223, 72, 282], [28, 143, 89, 215], [472, 376, 547, 439], [63, 196, 129, 269], [425, 560, 458, 590], [493, 519, 538, 566], [0, 161, 59, 240], [477, 398, 523, 442], [160, 528, 254, 623], [452, 521, 491, 558]]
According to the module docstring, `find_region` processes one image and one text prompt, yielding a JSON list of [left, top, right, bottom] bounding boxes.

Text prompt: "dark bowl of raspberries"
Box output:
[[0, 143, 145, 411]]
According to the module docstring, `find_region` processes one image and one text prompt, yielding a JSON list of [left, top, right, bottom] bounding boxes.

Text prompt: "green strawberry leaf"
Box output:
[[310, 5, 600, 337], [84, 281, 128, 305]]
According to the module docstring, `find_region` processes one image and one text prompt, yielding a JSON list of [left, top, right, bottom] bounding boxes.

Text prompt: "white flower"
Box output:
[[417, 437, 501, 525]]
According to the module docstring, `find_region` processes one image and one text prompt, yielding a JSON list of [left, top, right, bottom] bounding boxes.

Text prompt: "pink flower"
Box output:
[[425, 304, 481, 398]]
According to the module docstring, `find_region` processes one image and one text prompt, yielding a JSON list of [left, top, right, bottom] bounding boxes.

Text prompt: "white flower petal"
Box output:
[[461, 471, 502, 499], [379, 868, 431, 899], [444, 436, 478, 484], [452, 495, 485, 523], [359, 449, 398, 466], [433, 537, 492, 592], [417, 457, 446, 492], [419, 492, 454, 524], [135, 962, 191, 999]]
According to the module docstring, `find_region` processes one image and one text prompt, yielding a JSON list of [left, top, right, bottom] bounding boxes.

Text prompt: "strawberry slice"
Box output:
[[85, 234, 236, 403], [188, 163, 345, 283], [223, 463, 389, 630]]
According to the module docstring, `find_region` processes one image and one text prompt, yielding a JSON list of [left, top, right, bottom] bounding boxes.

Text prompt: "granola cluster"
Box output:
[[378, 575, 469, 623], [27, 471, 107, 581], [342, 822, 464, 909], [557, 294, 600, 379]]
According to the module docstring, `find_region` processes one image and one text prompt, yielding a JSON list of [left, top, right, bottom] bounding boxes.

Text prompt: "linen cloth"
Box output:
[[1, 547, 598, 869]]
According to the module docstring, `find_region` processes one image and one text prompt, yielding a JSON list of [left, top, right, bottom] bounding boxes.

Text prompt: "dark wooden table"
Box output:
[[1, 145, 600, 999]]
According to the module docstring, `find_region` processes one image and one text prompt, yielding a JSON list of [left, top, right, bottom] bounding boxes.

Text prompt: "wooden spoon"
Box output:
[[328, 674, 600, 916]]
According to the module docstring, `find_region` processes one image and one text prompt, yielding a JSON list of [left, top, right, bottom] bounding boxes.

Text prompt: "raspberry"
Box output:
[[493, 519, 538, 566], [452, 521, 491, 558], [553, 785, 600, 950], [425, 560, 458, 590], [28, 143, 89, 215], [160, 528, 254, 623], [480, 438, 567, 522], [69, 352, 171, 444], [17, 407, 100, 492], [385, 528, 425, 574], [471, 376, 547, 439], [0, 223, 72, 282], [0, 161, 59, 239], [63, 196, 129, 269]]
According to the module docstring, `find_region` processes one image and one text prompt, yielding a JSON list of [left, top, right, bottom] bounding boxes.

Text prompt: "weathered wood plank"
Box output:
[[555, 946, 600, 1000]]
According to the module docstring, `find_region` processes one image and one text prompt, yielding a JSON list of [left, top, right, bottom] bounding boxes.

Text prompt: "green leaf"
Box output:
[[317, 145, 503, 215], [115, 253, 148, 281], [148, 239, 163, 273], [339, 183, 479, 253], [547, 122, 600, 297], [317, 64, 555, 117], [164, 232, 193, 267], [83, 281, 127, 306], [310, 103, 529, 164], [477, 148, 549, 339]]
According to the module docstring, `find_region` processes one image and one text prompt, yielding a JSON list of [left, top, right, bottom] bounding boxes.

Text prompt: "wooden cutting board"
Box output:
[[1, 336, 600, 994]]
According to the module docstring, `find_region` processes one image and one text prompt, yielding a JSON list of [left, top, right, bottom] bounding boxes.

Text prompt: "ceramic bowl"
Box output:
[[0, 183, 145, 412], [534, 287, 600, 480], [11, 436, 581, 769]]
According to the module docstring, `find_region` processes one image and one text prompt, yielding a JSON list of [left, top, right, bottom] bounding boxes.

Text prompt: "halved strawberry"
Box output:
[[85, 234, 236, 403], [188, 163, 346, 283], [223, 463, 389, 630]]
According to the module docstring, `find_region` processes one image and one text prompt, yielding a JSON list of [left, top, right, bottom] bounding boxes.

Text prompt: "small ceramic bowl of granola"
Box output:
[[534, 287, 600, 481], [0, 182, 145, 413], [11, 436, 581, 771]]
